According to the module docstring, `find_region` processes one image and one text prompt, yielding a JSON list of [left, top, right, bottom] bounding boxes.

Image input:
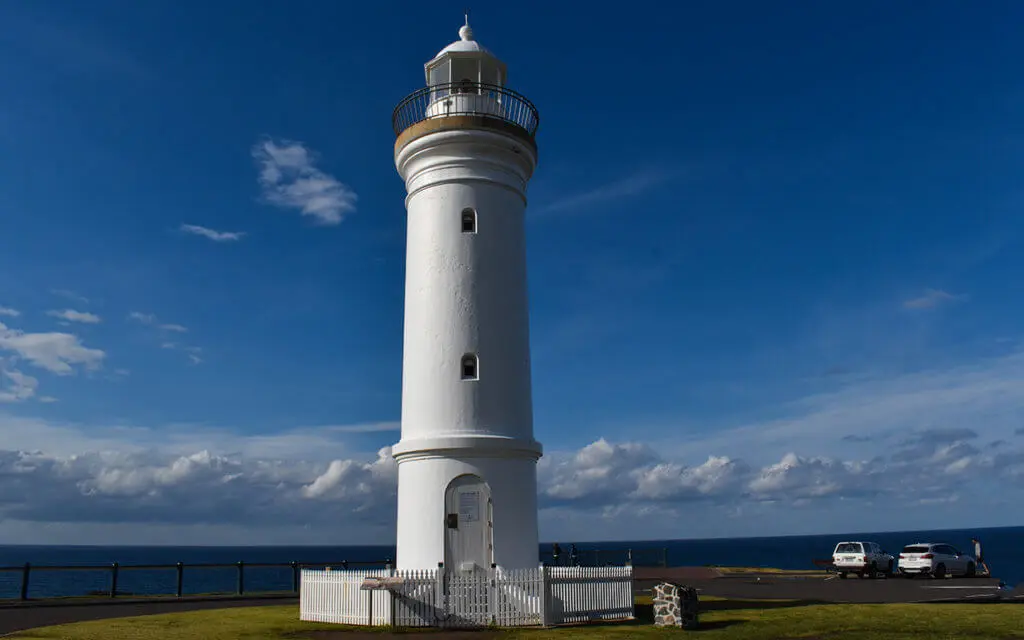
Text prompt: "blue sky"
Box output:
[[2, 0, 1024, 545]]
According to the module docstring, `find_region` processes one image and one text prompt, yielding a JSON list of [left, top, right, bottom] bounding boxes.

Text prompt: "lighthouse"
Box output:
[[390, 19, 542, 572]]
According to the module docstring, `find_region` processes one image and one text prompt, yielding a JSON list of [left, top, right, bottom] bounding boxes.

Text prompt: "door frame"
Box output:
[[443, 473, 494, 572]]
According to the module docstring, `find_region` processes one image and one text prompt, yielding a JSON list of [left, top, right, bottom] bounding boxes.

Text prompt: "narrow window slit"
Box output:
[[461, 354, 478, 380], [461, 208, 477, 233]]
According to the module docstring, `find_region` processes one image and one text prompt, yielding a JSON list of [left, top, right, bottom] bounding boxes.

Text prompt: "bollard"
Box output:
[[236, 561, 245, 595], [291, 561, 299, 593], [176, 563, 184, 597], [109, 562, 120, 598], [20, 563, 30, 601]]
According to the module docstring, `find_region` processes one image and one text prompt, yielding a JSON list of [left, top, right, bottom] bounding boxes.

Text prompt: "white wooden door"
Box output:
[[444, 474, 493, 573]]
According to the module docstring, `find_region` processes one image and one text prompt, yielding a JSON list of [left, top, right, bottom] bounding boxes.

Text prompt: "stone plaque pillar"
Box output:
[[652, 582, 699, 629]]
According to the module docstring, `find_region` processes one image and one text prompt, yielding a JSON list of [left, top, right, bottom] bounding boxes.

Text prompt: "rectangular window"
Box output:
[[461, 354, 478, 380], [461, 208, 477, 233]]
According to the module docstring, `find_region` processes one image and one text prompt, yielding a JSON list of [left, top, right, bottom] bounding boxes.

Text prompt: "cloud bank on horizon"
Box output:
[[2, 340, 1024, 544]]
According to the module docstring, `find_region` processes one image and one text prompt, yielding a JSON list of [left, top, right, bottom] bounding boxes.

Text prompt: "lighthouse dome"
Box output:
[[434, 22, 494, 58]]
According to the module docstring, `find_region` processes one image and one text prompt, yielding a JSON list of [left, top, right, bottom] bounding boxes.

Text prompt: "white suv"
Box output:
[[898, 542, 977, 578], [832, 541, 895, 578]]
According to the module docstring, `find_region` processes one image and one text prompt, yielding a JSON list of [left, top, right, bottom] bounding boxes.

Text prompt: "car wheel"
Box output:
[[886, 560, 894, 576], [934, 564, 947, 579], [966, 562, 976, 578], [868, 562, 878, 579]]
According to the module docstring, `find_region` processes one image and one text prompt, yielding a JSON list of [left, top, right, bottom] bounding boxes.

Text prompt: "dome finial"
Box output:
[[459, 10, 474, 41]]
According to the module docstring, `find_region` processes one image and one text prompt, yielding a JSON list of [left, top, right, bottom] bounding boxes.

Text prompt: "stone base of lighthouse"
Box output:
[[392, 436, 541, 571]]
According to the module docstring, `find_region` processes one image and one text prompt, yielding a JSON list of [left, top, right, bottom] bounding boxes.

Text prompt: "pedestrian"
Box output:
[[551, 542, 561, 566], [971, 537, 990, 575], [569, 544, 578, 567]]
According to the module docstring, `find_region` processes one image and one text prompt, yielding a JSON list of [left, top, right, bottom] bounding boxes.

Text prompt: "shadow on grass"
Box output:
[[628, 604, 745, 631]]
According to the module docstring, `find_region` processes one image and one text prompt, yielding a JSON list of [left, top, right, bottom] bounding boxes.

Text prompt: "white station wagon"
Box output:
[[898, 542, 977, 578], [832, 541, 895, 578]]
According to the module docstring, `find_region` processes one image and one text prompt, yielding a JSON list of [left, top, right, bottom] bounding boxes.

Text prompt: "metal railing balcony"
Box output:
[[392, 81, 540, 139]]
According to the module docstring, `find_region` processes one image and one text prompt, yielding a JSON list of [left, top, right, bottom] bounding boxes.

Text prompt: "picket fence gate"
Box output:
[[299, 564, 634, 628]]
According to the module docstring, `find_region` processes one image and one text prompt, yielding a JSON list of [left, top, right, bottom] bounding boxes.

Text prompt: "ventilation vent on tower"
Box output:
[[461, 208, 477, 233], [461, 353, 479, 380]]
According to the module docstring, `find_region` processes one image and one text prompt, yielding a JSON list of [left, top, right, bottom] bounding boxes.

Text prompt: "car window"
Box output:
[[902, 545, 929, 553], [937, 545, 954, 555], [835, 543, 861, 553]]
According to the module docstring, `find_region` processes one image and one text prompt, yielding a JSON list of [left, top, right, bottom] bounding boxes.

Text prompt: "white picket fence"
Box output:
[[299, 564, 633, 628]]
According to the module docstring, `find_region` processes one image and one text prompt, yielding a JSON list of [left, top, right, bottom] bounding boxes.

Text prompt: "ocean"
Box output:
[[0, 525, 1019, 599]]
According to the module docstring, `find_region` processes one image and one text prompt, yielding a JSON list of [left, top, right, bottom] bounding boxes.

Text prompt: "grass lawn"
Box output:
[[711, 566, 830, 576], [7, 599, 1024, 639]]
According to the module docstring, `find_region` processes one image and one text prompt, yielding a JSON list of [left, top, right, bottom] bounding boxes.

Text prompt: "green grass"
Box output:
[[8, 600, 1024, 639], [711, 566, 829, 575]]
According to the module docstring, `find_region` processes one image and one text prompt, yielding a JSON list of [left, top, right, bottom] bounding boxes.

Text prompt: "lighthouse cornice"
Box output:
[[396, 128, 537, 203], [392, 434, 543, 463]]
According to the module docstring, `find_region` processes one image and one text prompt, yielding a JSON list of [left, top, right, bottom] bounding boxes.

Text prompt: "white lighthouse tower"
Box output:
[[390, 19, 542, 572]]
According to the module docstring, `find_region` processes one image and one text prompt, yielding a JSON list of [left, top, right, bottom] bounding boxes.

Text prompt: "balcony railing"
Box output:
[[392, 81, 540, 138]]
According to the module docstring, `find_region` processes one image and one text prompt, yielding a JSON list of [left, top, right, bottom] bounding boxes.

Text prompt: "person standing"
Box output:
[[971, 537, 989, 575], [569, 544, 579, 567], [551, 543, 561, 566]]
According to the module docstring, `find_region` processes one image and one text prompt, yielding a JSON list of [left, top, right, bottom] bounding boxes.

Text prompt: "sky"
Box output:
[[2, 0, 1024, 546]]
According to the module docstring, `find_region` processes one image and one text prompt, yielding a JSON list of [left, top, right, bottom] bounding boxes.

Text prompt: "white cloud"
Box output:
[[0, 321, 105, 375], [534, 167, 681, 216], [0, 307, 20, 318], [903, 288, 966, 310], [46, 309, 101, 324], [50, 289, 90, 305], [180, 224, 246, 242], [252, 137, 357, 225], [0, 368, 38, 403], [666, 349, 1024, 466], [128, 311, 188, 333]]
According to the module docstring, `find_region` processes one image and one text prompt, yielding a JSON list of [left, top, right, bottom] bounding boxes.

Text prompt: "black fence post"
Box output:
[[109, 562, 119, 598], [176, 562, 184, 598], [19, 563, 30, 601], [236, 561, 245, 595], [291, 561, 299, 593]]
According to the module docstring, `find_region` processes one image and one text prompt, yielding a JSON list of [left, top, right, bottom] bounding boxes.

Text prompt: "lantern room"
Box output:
[[425, 20, 507, 93]]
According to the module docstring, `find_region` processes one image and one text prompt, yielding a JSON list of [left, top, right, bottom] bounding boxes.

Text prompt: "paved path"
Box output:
[[634, 567, 1020, 604], [0, 596, 297, 637]]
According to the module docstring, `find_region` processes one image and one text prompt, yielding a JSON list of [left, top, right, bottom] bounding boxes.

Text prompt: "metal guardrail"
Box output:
[[540, 547, 669, 568], [392, 81, 540, 138], [1, 546, 660, 601], [0, 560, 391, 601]]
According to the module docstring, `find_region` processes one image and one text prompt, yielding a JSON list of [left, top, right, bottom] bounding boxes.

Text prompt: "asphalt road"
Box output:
[[634, 569, 1020, 604], [0, 596, 298, 637]]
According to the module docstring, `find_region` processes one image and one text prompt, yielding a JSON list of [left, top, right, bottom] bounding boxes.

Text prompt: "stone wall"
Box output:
[[652, 581, 699, 629]]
